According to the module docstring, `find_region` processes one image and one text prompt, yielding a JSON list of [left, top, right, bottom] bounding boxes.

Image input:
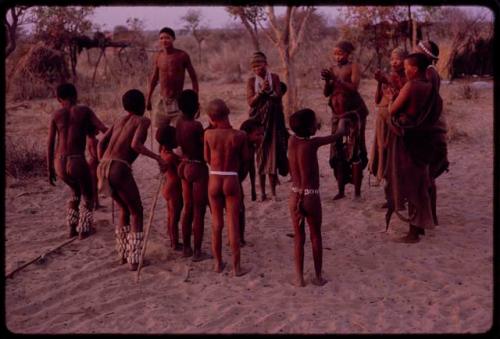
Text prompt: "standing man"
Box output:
[[146, 27, 199, 132]]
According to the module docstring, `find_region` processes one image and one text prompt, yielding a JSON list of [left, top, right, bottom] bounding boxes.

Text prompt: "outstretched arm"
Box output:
[[185, 54, 199, 93], [47, 118, 57, 186], [131, 118, 161, 161], [89, 109, 107, 133], [313, 118, 349, 147]]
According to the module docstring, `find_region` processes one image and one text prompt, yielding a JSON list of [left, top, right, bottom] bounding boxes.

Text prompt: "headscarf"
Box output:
[[251, 51, 267, 66]]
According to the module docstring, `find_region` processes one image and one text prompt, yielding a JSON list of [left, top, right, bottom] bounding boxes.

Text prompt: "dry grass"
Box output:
[[5, 137, 47, 179], [455, 82, 480, 100]]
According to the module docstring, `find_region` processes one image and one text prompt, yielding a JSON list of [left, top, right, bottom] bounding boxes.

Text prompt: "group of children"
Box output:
[[47, 34, 447, 286]]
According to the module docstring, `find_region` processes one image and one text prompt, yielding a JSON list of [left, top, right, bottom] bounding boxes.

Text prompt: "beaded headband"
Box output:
[[418, 41, 438, 60]]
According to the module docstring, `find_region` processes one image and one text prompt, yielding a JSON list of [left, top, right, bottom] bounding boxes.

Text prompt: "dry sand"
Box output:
[[4, 79, 493, 334]]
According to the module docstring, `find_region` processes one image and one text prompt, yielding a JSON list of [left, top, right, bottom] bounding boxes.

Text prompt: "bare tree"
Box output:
[[4, 6, 31, 58], [181, 9, 209, 64], [226, 6, 266, 51], [260, 6, 314, 116]]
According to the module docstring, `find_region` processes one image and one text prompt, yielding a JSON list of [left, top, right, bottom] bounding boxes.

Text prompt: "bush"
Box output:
[[5, 137, 47, 179], [456, 83, 479, 100]]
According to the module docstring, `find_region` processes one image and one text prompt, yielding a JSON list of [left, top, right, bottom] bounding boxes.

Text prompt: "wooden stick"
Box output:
[[136, 175, 164, 283], [5, 237, 78, 279]]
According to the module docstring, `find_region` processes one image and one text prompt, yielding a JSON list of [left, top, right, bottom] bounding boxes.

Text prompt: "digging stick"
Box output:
[[136, 175, 164, 283], [5, 237, 78, 279]]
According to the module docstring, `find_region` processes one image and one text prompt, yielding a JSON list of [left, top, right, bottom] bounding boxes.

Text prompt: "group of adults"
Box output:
[[147, 27, 448, 244]]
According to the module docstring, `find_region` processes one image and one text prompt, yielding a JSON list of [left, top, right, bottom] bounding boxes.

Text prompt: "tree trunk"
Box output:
[[412, 19, 418, 50], [280, 50, 297, 117], [198, 42, 202, 64]]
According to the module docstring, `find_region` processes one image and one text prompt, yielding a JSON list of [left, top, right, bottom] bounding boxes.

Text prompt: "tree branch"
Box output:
[[290, 6, 314, 57]]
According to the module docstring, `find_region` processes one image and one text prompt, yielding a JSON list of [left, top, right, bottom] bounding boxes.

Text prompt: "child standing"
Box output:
[[238, 119, 264, 245], [287, 108, 347, 286], [204, 99, 250, 276], [321, 40, 369, 200], [156, 125, 183, 251], [176, 89, 208, 261]]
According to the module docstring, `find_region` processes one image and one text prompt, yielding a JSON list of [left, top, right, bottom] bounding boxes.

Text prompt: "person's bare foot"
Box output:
[[172, 242, 183, 251], [294, 277, 306, 287], [233, 266, 251, 277], [352, 194, 363, 202], [333, 192, 345, 200], [311, 276, 327, 286], [214, 261, 226, 273], [272, 194, 280, 202], [183, 246, 193, 257], [380, 202, 388, 209], [260, 194, 267, 202], [251, 191, 257, 201], [127, 259, 150, 271], [68, 226, 78, 238], [192, 251, 211, 262], [78, 227, 96, 240], [393, 227, 420, 243]]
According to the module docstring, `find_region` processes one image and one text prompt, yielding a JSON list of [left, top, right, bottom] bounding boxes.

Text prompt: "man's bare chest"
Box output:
[[158, 55, 184, 71]]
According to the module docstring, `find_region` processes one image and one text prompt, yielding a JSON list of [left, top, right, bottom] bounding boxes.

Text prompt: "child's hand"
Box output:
[[263, 80, 271, 92], [383, 86, 395, 98], [321, 68, 332, 81], [374, 70, 388, 83]]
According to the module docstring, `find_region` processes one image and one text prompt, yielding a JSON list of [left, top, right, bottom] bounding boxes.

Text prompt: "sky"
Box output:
[[90, 6, 341, 31], [19, 5, 493, 33]]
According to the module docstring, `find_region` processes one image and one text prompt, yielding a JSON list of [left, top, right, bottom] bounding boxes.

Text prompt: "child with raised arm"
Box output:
[[97, 89, 167, 270], [47, 83, 107, 239], [155, 124, 183, 251], [321, 40, 369, 200], [176, 89, 208, 261], [238, 119, 264, 245], [287, 108, 347, 287], [204, 99, 250, 276]]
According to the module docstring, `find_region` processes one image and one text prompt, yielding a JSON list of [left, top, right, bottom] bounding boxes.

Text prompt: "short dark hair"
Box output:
[[178, 89, 199, 118], [159, 27, 175, 40], [289, 108, 316, 138], [240, 119, 262, 134], [155, 125, 177, 150], [405, 53, 431, 72], [122, 89, 145, 116], [56, 83, 77, 102], [207, 99, 229, 122]]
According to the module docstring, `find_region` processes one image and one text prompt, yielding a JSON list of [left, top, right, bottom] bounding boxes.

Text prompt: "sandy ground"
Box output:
[[4, 78, 494, 334]]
